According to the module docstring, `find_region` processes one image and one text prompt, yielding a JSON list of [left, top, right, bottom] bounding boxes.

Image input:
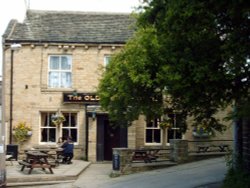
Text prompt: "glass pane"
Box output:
[[41, 114, 47, 127], [49, 72, 60, 87], [41, 128, 56, 142], [71, 113, 77, 127], [48, 128, 56, 142], [61, 72, 71, 88], [62, 113, 70, 127], [61, 56, 71, 70], [153, 129, 161, 143], [62, 113, 77, 127], [50, 56, 59, 70], [42, 113, 54, 127], [146, 121, 153, 128], [41, 128, 48, 142], [146, 129, 153, 143], [62, 128, 70, 140], [104, 56, 111, 67], [70, 129, 77, 142]]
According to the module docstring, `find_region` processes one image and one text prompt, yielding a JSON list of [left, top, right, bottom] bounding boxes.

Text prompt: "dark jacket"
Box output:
[[61, 141, 74, 154]]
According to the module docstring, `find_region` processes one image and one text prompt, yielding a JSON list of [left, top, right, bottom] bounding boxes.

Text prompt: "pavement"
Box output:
[[6, 157, 227, 188], [6, 160, 91, 187]]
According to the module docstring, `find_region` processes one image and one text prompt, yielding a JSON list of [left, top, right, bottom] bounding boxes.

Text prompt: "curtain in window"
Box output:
[[61, 72, 71, 88], [48, 55, 72, 88], [49, 72, 60, 87]]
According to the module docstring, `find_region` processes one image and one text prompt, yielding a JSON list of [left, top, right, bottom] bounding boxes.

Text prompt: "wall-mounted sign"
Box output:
[[63, 92, 100, 104]]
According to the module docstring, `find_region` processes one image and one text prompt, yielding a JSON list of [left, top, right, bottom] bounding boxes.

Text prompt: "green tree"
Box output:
[[98, 0, 249, 134], [98, 27, 165, 126], [137, 0, 249, 132]]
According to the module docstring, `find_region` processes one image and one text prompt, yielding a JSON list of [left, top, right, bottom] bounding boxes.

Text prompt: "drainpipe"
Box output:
[[85, 105, 89, 161], [9, 44, 21, 144], [9, 49, 14, 144]]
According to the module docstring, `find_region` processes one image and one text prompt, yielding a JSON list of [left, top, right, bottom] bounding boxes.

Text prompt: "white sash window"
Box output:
[[48, 55, 72, 88]]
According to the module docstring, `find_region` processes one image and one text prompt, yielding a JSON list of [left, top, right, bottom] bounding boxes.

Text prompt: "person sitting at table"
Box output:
[[57, 137, 65, 147], [61, 137, 74, 164]]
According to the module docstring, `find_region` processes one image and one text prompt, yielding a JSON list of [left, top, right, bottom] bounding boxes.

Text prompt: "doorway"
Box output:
[[96, 115, 127, 161]]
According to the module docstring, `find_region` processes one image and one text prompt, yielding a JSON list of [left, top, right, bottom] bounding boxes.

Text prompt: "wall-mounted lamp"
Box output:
[[72, 90, 78, 96], [92, 110, 96, 120]]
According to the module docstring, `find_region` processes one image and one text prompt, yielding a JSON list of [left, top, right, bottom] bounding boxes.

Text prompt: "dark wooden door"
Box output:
[[96, 115, 127, 161]]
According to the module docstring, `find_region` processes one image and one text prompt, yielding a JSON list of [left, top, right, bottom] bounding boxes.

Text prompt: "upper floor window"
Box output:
[[104, 55, 111, 68], [48, 55, 72, 88]]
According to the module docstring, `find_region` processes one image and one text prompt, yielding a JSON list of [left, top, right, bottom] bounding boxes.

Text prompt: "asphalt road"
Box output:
[[16, 157, 227, 188]]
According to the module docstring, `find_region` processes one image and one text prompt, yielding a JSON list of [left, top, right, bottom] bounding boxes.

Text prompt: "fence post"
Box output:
[[112, 148, 132, 177]]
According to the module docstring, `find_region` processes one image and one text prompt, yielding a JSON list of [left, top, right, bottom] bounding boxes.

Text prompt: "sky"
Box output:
[[0, 0, 141, 76]]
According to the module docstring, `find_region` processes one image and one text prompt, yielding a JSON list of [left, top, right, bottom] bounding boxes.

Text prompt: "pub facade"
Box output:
[[2, 10, 233, 162]]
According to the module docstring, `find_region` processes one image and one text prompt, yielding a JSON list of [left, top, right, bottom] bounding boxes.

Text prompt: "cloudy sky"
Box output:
[[0, 0, 141, 75]]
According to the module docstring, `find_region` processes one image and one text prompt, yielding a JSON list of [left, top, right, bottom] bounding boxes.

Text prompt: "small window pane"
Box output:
[[61, 56, 71, 70], [50, 57, 60, 69], [104, 56, 111, 67], [41, 128, 56, 142], [146, 129, 153, 142], [61, 72, 72, 88], [49, 72, 60, 87], [153, 130, 161, 143], [146, 121, 153, 128]]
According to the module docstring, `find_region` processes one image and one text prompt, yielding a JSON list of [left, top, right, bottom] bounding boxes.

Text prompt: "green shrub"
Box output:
[[222, 168, 250, 188], [223, 153, 250, 188]]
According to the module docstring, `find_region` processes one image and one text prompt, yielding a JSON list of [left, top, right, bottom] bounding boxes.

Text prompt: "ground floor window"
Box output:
[[40, 112, 78, 143], [145, 118, 161, 144], [145, 116, 182, 145]]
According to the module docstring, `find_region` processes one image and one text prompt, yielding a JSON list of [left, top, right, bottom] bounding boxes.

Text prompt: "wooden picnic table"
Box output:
[[197, 144, 230, 153], [132, 148, 161, 163], [19, 151, 53, 174], [213, 144, 230, 152], [25, 147, 64, 166]]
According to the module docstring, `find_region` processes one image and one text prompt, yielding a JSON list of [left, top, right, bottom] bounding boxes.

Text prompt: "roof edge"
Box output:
[[26, 9, 132, 16]]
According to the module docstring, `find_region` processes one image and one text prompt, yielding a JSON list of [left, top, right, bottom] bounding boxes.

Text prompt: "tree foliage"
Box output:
[[138, 0, 250, 131], [98, 27, 165, 126], [98, 0, 249, 132]]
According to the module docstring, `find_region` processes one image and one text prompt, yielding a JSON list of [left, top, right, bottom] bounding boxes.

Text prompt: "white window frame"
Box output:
[[39, 111, 78, 144], [104, 55, 111, 68], [61, 112, 78, 143], [145, 118, 163, 146], [48, 55, 72, 88]]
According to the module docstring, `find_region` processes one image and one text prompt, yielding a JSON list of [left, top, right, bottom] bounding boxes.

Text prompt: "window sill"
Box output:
[[145, 143, 162, 146], [41, 88, 74, 93]]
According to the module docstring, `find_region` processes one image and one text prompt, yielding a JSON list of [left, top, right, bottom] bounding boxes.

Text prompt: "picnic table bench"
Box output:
[[197, 144, 230, 153], [19, 151, 53, 174], [25, 147, 63, 167], [131, 148, 170, 163]]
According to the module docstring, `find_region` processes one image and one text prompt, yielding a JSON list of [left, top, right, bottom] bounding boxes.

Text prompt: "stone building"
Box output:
[[2, 10, 233, 162]]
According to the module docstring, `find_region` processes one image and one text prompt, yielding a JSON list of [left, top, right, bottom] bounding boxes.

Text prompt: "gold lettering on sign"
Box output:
[[67, 95, 82, 101], [64, 93, 100, 103], [84, 95, 90, 100]]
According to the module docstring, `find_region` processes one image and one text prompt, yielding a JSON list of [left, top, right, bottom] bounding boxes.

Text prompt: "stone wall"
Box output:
[[112, 140, 188, 176], [169, 139, 188, 163], [3, 43, 121, 160]]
